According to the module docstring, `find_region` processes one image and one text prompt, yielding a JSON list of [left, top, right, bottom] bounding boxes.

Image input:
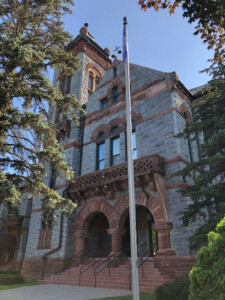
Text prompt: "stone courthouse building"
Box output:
[[0, 24, 199, 291]]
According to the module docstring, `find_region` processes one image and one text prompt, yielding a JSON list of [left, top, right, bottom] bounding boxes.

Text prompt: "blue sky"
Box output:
[[50, 0, 213, 89]]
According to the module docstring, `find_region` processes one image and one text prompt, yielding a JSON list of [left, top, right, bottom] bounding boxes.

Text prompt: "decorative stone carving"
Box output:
[[69, 154, 165, 200]]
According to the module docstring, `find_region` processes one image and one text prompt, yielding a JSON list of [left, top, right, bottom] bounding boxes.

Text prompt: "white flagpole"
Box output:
[[123, 16, 140, 300]]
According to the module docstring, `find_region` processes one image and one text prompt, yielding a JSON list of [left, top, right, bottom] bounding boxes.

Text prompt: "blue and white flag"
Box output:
[[123, 25, 128, 62]]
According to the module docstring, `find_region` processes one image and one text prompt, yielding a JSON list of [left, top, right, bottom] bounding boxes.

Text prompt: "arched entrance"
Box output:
[[85, 213, 111, 258], [122, 206, 157, 257]]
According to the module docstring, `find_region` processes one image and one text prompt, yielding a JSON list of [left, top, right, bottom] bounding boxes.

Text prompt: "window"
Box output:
[[96, 132, 105, 170], [38, 214, 53, 249], [110, 126, 120, 166], [125, 120, 137, 160], [184, 113, 194, 163], [132, 131, 137, 159], [113, 67, 117, 78], [96, 76, 100, 87], [88, 71, 94, 91], [100, 98, 108, 109], [60, 75, 71, 95], [88, 71, 101, 94], [112, 86, 119, 104], [49, 168, 56, 188]]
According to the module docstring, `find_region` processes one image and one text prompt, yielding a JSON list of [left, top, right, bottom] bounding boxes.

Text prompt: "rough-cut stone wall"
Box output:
[[1, 30, 202, 278]]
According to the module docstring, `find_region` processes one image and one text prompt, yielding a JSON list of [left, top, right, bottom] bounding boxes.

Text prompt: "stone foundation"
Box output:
[[21, 257, 71, 280], [154, 255, 196, 279]]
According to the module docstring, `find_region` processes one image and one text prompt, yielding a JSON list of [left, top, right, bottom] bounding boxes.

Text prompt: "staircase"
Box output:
[[43, 258, 174, 292]]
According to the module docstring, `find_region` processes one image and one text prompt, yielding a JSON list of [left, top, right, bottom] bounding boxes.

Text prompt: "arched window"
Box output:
[[88, 71, 94, 92], [60, 75, 71, 95], [112, 86, 119, 104], [110, 126, 120, 166], [96, 132, 105, 170], [184, 113, 194, 163]]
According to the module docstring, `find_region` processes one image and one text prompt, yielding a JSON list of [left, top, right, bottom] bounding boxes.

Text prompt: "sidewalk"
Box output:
[[0, 284, 131, 300]]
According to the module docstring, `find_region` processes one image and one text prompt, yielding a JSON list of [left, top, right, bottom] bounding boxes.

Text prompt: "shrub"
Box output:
[[0, 270, 20, 275], [0, 274, 24, 285], [155, 279, 190, 300], [189, 216, 225, 300]]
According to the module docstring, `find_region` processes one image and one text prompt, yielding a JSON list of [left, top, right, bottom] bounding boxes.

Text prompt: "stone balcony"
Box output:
[[68, 154, 165, 202]]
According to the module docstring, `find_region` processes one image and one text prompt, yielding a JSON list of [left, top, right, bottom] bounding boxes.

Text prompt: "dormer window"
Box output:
[[112, 86, 119, 104], [60, 75, 71, 95]]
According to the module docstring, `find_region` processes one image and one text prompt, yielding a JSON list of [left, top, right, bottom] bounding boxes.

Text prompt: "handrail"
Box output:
[[128, 250, 152, 290], [79, 250, 101, 286], [94, 249, 123, 287], [53, 244, 95, 283]]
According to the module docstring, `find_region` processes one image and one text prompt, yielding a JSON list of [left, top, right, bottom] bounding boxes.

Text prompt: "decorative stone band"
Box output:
[[69, 154, 165, 197]]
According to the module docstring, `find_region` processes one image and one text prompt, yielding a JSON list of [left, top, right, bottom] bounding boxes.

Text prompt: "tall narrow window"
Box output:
[[113, 67, 117, 78], [184, 113, 194, 163], [96, 132, 105, 170], [125, 120, 137, 160], [61, 75, 71, 95], [88, 71, 94, 92], [132, 131, 137, 159], [66, 75, 71, 94], [49, 168, 57, 188], [61, 78, 66, 94], [110, 126, 120, 166], [112, 86, 119, 104]]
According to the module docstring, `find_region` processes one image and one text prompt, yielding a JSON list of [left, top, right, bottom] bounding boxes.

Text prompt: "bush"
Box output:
[[0, 274, 24, 285], [155, 279, 190, 300], [189, 216, 225, 300], [0, 270, 20, 275]]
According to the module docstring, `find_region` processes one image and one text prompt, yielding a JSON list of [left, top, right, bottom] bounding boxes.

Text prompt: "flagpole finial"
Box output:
[[123, 17, 128, 24]]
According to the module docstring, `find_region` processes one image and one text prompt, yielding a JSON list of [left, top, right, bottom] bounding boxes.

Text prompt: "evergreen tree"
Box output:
[[0, 0, 83, 217], [176, 62, 225, 250], [189, 216, 225, 300]]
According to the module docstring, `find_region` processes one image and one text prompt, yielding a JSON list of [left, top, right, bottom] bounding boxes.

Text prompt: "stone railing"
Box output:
[[69, 154, 164, 194]]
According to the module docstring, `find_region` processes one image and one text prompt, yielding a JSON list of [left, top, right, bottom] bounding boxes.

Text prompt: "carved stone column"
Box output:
[[153, 222, 176, 256], [153, 172, 169, 221], [107, 228, 126, 253], [73, 229, 88, 255]]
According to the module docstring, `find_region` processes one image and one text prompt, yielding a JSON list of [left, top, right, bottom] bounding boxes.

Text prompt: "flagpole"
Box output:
[[123, 16, 140, 300]]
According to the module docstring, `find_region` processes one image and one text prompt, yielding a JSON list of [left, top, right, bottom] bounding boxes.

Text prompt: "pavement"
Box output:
[[0, 284, 132, 300]]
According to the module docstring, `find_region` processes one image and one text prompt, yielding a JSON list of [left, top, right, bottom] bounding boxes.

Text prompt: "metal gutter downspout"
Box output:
[[39, 185, 71, 280], [40, 212, 63, 280], [79, 104, 86, 176]]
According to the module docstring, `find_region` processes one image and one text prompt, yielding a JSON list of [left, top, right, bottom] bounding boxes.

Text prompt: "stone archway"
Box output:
[[115, 191, 175, 256], [73, 198, 119, 256]]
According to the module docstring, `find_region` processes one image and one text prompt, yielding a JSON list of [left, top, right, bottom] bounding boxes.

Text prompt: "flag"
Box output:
[[123, 25, 128, 62]]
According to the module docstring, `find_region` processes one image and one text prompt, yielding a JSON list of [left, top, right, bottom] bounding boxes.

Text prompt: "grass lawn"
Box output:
[[0, 280, 41, 291], [91, 292, 156, 300]]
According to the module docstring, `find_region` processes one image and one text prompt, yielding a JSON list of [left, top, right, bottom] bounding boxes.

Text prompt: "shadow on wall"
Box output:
[[0, 232, 17, 266]]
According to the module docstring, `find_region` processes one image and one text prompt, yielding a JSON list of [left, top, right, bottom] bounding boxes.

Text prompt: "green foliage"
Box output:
[[0, 270, 19, 275], [0, 0, 83, 216], [189, 216, 225, 300], [138, 0, 225, 62], [174, 62, 225, 250], [155, 279, 190, 300], [0, 273, 24, 285]]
